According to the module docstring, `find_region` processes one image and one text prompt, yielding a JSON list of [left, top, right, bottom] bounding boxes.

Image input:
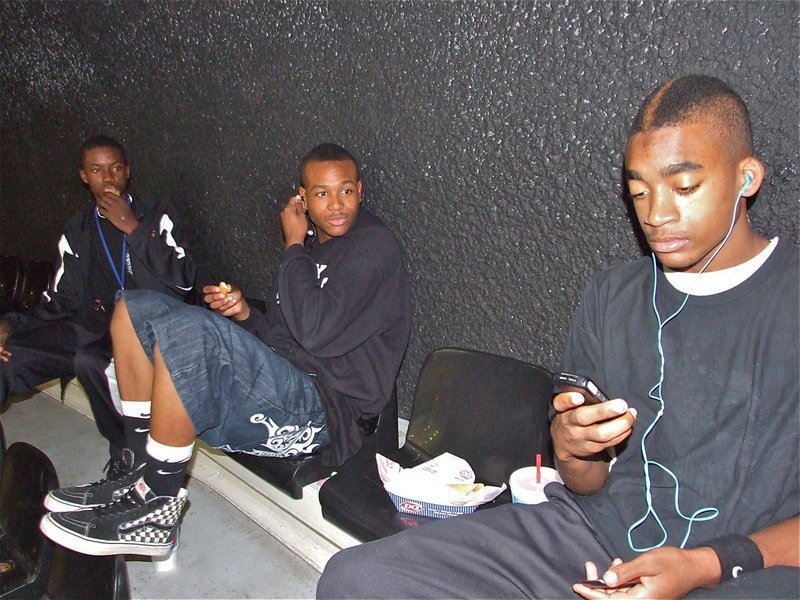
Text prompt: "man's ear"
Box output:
[[79, 170, 89, 185], [357, 180, 363, 203], [738, 157, 765, 197], [298, 187, 308, 210]]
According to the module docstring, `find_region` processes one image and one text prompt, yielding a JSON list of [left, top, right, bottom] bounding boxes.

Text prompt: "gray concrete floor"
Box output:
[[1, 391, 320, 599]]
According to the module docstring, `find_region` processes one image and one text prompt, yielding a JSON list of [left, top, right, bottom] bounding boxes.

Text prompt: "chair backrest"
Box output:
[[403, 347, 554, 486], [18, 259, 55, 311], [0, 419, 5, 478], [0, 255, 24, 309]]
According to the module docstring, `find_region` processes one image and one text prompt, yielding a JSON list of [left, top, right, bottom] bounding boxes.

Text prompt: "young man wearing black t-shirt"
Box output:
[[317, 76, 798, 599]]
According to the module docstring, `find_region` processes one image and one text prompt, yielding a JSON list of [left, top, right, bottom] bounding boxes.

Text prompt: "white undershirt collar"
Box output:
[[664, 237, 778, 296]]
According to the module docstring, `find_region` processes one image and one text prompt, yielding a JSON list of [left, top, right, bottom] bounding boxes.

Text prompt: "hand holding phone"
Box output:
[[553, 372, 609, 405], [580, 578, 640, 589]]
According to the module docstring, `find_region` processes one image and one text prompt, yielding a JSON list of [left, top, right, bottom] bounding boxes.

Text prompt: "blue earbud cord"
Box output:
[[627, 178, 750, 552]]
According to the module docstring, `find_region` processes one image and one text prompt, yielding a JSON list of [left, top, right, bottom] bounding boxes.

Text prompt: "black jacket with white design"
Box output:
[[5, 194, 196, 334]]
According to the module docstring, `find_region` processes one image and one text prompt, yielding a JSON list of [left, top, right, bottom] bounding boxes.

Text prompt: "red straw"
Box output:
[[535, 453, 542, 484]]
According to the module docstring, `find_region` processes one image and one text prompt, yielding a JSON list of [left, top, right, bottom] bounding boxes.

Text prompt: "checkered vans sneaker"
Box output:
[[40, 480, 187, 557], [44, 459, 144, 512]]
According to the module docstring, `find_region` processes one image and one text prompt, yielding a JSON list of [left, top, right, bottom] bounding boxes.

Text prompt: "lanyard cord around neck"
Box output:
[[94, 207, 128, 290]]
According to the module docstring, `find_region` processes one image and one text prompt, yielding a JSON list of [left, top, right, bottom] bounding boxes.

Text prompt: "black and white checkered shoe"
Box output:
[[45, 453, 144, 512], [40, 479, 187, 557]]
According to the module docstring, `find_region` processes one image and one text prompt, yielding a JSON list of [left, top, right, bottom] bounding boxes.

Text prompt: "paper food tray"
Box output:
[[377, 452, 506, 519]]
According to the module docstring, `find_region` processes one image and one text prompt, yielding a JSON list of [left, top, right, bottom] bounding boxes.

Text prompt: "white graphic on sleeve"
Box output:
[[316, 263, 328, 288], [273, 261, 329, 306], [158, 213, 187, 260], [220, 413, 323, 457], [48, 234, 74, 298]]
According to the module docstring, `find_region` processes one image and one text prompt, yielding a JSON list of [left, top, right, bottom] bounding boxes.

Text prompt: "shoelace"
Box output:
[[94, 488, 148, 518], [83, 460, 129, 487]]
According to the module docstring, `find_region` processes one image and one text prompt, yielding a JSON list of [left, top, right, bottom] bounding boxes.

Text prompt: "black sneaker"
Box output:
[[44, 459, 144, 512], [40, 479, 187, 557]]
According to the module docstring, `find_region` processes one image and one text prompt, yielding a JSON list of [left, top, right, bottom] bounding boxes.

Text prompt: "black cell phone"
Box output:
[[553, 372, 609, 405], [580, 578, 640, 589]]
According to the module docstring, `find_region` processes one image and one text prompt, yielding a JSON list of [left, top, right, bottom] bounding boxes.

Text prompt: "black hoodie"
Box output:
[[239, 207, 411, 466]]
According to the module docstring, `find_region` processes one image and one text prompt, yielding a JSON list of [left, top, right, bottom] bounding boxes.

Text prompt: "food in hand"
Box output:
[[104, 186, 121, 196], [219, 282, 232, 294]]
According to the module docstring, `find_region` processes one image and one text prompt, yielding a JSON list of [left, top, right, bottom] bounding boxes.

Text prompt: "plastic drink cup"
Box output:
[[509, 466, 563, 504]]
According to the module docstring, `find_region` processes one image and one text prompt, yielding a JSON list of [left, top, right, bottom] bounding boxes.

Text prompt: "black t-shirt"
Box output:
[[561, 239, 799, 561]]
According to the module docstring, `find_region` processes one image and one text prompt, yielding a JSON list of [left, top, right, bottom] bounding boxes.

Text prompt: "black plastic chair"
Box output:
[[44, 549, 130, 600], [227, 391, 399, 499], [0, 421, 5, 484], [0, 256, 24, 314], [318, 347, 554, 542], [0, 442, 58, 599], [17, 260, 54, 311]]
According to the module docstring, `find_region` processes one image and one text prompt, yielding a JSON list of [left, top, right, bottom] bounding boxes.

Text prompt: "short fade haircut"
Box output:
[[630, 75, 753, 159], [300, 143, 360, 187], [79, 135, 127, 166]]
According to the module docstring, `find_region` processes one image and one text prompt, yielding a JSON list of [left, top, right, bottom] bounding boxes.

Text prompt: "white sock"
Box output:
[[146, 435, 194, 463], [120, 400, 151, 419]]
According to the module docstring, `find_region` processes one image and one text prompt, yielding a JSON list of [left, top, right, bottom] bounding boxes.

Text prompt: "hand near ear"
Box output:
[[281, 194, 309, 249]]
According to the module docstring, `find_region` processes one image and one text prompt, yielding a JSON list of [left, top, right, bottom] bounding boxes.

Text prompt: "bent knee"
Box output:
[[110, 297, 130, 335], [317, 548, 375, 599]]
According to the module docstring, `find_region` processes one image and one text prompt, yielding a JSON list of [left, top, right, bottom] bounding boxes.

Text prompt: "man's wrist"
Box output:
[[686, 546, 724, 589], [232, 305, 251, 322], [702, 534, 764, 583]]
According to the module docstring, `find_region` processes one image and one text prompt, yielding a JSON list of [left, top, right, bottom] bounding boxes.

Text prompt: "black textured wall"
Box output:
[[2, 1, 798, 416]]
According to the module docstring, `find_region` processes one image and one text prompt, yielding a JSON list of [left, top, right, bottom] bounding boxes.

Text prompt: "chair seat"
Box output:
[[227, 452, 332, 500], [318, 347, 552, 543], [318, 439, 513, 542]]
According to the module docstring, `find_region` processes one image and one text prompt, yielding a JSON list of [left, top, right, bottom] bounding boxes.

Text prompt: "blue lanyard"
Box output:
[[94, 207, 128, 289]]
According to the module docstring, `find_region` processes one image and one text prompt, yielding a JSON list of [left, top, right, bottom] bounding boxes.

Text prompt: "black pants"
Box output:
[[0, 319, 125, 459], [318, 482, 800, 599]]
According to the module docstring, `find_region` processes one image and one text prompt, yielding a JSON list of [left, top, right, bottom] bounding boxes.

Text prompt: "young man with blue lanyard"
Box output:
[[0, 135, 196, 484]]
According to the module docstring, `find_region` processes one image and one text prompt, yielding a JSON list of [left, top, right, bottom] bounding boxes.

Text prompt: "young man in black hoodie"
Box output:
[[0, 135, 196, 474], [40, 143, 412, 557]]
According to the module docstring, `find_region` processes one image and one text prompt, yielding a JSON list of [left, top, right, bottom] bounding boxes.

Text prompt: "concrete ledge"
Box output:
[[37, 378, 369, 573]]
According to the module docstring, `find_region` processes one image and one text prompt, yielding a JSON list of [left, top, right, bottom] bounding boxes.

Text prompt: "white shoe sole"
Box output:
[[39, 513, 175, 557]]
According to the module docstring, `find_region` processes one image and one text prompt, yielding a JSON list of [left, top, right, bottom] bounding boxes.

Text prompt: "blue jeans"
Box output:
[[122, 289, 330, 457]]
